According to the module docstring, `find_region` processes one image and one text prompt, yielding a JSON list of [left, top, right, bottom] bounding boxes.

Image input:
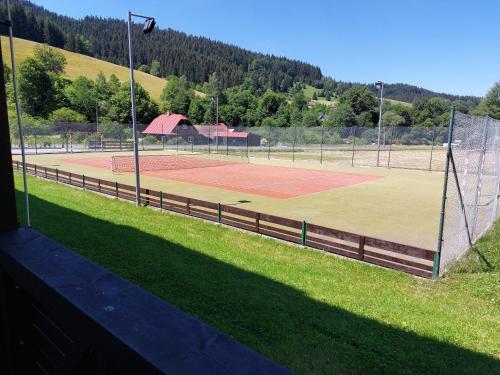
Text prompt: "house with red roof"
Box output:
[[143, 113, 260, 146]]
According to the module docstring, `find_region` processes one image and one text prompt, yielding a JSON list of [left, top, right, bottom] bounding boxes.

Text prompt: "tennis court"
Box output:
[[14, 150, 444, 249], [65, 154, 382, 199]]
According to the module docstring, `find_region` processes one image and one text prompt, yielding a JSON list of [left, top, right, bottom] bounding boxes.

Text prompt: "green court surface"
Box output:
[[14, 150, 444, 249]]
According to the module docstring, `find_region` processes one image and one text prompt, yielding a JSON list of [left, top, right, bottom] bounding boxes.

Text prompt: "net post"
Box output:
[[301, 221, 307, 246], [429, 125, 436, 171], [217, 203, 222, 224], [433, 105, 455, 278]]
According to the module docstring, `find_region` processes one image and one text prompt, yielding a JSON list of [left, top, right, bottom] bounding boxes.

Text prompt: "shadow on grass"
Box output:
[[17, 191, 499, 375]]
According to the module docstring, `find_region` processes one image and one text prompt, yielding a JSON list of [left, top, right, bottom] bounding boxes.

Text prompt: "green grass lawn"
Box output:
[[1, 36, 204, 100], [14, 173, 499, 374]]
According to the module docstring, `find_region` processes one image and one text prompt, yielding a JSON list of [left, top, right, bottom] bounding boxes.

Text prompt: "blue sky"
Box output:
[[32, 0, 499, 97]]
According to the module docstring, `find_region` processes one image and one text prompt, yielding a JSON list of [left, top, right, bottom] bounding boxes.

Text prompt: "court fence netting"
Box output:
[[11, 121, 449, 171], [10, 112, 500, 277], [437, 110, 500, 276]]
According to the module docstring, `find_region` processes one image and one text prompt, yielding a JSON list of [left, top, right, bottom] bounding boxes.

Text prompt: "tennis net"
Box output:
[[111, 154, 238, 173]]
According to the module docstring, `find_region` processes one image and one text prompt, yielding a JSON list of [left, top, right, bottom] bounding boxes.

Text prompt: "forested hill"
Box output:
[[1, 0, 479, 103], [0, 0, 322, 90]]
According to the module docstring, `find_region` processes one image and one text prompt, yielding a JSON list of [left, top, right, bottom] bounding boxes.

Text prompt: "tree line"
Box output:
[[0, 0, 483, 104], [8, 44, 499, 138]]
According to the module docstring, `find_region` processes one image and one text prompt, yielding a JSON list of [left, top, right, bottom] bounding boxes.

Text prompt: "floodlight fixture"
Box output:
[[143, 18, 156, 34]]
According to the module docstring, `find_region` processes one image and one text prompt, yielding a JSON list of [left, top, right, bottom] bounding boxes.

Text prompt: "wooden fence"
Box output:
[[13, 160, 436, 278]]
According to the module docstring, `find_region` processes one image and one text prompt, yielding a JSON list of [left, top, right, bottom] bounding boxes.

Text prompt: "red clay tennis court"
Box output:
[[64, 155, 382, 199]]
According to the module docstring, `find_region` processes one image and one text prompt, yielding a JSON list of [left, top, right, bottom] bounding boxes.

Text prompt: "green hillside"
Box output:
[[1, 36, 168, 100]]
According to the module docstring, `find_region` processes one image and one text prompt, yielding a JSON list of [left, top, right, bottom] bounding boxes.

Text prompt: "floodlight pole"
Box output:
[[376, 81, 384, 167], [6, 0, 30, 226], [128, 11, 155, 206]]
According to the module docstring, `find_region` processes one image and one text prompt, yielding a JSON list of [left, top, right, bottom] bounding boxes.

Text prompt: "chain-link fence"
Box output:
[[10, 122, 449, 171], [438, 111, 500, 275]]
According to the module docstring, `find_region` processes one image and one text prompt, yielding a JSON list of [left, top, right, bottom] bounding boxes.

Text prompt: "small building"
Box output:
[[142, 113, 196, 142], [143, 114, 260, 146]]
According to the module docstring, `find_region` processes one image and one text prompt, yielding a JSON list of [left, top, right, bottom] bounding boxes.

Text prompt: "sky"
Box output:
[[31, 0, 499, 97]]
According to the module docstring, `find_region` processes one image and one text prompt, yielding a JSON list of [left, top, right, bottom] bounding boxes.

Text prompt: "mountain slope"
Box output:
[[1, 36, 167, 100], [2, 0, 322, 92]]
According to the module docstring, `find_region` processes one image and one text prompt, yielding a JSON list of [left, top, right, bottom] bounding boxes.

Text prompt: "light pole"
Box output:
[[375, 81, 384, 167], [6, 0, 30, 226], [127, 11, 156, 206]]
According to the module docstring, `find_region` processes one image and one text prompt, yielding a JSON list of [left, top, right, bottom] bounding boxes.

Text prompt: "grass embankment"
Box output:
[[14, 173, 499, 374], [1, 36, 207, 100]]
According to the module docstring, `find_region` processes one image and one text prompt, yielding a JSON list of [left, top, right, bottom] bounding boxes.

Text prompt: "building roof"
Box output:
[[193, 124, 229, 139], [143, 114, 191, 135]]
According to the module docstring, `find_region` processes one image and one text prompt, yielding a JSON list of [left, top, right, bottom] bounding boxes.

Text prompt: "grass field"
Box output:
[[14, 173, 500, 374], [1, 36, 206, 101], [14, 151, 444, 249]]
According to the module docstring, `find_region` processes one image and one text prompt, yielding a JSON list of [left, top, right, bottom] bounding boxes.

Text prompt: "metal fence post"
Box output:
[[320, 127, 324, 164], [267, 126, 271, 160], [429, 125, 436, 171], [433, 105, 455, 278], [387, 126, 394, 169], [301, 221, 307, 246], [292, 126, 296, 162], [351, 126, 356, 167], [246, 127, 249, 159], [208, 124, 211, 154], [191, 125, 194, 154]]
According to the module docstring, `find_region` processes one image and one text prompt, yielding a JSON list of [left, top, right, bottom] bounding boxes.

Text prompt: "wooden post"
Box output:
[[115, 182, 119, 198], [160, 191, 163, 211], [69, 172, 72, 185], [56, 168, 59, 182], [187, 198, 191, 215], [217, 203, 222, 224], [98, 179, 101, 192], [82, 175, 86, 189], [358, 236, 365, 260], [256, 213, 260, 233]]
